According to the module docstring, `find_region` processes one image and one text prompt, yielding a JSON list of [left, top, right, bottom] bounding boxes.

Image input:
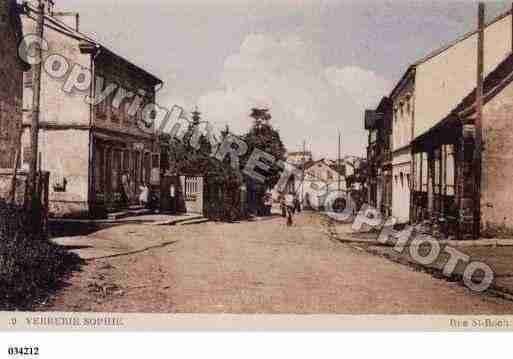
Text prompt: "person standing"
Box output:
[[139, 182, 149, 208], [121, 172, 131, 205], [285, 192, 295, 226]]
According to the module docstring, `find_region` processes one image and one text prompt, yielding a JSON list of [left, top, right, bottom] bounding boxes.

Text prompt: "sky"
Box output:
[[55, 0, 509, 159]]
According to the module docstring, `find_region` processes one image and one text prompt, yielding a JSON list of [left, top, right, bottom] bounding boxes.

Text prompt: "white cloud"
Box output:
[[325, 66, 391, 109], [197, 33, 391, 158]]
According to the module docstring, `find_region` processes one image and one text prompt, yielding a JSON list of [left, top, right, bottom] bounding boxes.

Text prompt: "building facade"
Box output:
[[409, 7, 513, 239], [20, 1, 163, 218], [0, 0, 27, 170], [365, 98, 392, 216], [302, 159, 349, 210], [390, 71, 415, 224]]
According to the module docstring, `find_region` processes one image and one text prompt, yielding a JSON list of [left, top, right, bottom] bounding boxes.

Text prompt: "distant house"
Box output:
[[301, 159, 351, 210], [19, 1, 163, 218], [287, 151, 313, 167]]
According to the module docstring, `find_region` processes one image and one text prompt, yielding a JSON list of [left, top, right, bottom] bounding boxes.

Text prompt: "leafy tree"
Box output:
[[242, 108, 287, 190], [165, 110, 243, 221]]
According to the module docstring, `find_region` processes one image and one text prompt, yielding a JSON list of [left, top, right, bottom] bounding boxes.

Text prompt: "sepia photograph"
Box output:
[[2, 0, 513, 338]]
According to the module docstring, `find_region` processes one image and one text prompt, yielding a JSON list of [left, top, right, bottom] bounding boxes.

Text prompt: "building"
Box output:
[[409, 6, 513, 239], [0, 0, 27, 169], [20, 1, 163, 217], [287, 151, 313, 167], [365, 98, 393, 216], [390, 71, 415, 224], [302, 159, 349, 210]]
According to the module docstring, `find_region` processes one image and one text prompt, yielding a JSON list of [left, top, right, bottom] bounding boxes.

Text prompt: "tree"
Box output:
[[343, 156, 369, 211], [165, 110, 243, 221], [242, 108, 287, 190]]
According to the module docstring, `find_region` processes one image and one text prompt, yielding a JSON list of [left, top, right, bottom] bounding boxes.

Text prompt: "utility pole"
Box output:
[[301, 140, 306, 201], [27, 0, 45, 209], [337, 132, 341, 192], [474, 2, 485, 239]]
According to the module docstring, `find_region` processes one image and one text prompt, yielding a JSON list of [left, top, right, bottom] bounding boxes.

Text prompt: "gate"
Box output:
[[181, 176, 204, 215]]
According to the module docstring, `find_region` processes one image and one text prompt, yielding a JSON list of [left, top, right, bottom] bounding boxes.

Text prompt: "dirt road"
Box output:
[[43, 213, 513, 314]]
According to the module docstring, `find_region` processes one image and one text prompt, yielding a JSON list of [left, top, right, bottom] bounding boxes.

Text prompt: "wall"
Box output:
[[20, 13, 92, 217], [415, 12, 512, 139], [392, 80, 414, 151], [481, 78, 513, 235], [21, 13, 92, 129], [392, 147, 411, 223], [20, 128, 90, 217], [0, 2, 24, 169]]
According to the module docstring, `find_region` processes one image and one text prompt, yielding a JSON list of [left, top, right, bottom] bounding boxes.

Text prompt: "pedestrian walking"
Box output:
[[285, 192, 295, 226], [264, 191, 273, 216], [293, 193, 301, 214], [279, 192, 287, 218]]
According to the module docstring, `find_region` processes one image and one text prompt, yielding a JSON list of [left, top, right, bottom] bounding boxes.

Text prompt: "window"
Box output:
[[443, 145, 455, 196], [421, 153, 428, 192], [95, 79, 110, 120], [24, 70, 33, 88]]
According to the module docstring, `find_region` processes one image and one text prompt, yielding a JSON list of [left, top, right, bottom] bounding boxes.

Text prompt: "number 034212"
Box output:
[[7, 347, 39, 357]]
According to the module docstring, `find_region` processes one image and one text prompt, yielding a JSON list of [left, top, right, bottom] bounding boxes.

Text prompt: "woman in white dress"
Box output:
[[139, 182, 149, 207]]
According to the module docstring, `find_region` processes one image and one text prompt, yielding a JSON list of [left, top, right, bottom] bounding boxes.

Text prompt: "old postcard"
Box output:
[[2, 0, 513, 336]]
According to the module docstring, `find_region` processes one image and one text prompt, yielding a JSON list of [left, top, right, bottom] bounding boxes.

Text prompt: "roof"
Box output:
[[389, 9, 512, 100], [287, 151, 312, 157], [304, 159, 346, 176], [22, 3, 162, 86], [413, 52, 513, 145]]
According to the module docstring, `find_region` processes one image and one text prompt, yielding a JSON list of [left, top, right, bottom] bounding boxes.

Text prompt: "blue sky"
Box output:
[[55, 0, 509, 158]]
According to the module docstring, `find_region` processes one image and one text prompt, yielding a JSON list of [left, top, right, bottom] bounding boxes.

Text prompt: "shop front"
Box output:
[[91, 133, 160, 216]]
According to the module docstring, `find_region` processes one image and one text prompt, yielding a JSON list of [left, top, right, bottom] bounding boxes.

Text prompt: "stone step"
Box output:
[[176, 218, 209, 226], [152, 215, 205, 226], [107, 208, 152, 220]]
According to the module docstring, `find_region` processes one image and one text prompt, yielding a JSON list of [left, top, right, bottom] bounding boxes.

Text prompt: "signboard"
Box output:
[[364, 110, 384, 130]]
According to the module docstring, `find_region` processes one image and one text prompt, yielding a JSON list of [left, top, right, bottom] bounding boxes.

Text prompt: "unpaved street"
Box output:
[[44, 213, 513, 314]]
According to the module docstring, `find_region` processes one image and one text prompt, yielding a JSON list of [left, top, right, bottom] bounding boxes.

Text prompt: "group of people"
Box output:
[[120, 172, 151, 208]]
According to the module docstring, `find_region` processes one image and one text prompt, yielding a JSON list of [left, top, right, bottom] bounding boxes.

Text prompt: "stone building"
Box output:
[[408, 6, 513, 239], [0, 0, 27, 169], [365, 97, 393, 216], [390, 71, 414, 224], [20, 1, 163, 217]]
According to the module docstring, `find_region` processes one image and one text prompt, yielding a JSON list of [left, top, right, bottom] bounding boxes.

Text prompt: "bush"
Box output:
[[0, 201, 82, 310]]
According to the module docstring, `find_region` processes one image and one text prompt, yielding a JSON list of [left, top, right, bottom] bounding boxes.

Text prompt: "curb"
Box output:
[[325, 219, 513, 303]]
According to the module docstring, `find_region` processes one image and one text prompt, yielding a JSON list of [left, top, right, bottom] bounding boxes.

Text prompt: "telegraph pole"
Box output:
[[301, 140, 306, 201], [337, 132, 341, 192], [27, 0, 45, 208], [474, 2, 485, 239]]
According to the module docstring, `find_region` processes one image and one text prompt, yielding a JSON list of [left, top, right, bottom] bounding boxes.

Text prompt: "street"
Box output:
[[44, 212, 513, 314]]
